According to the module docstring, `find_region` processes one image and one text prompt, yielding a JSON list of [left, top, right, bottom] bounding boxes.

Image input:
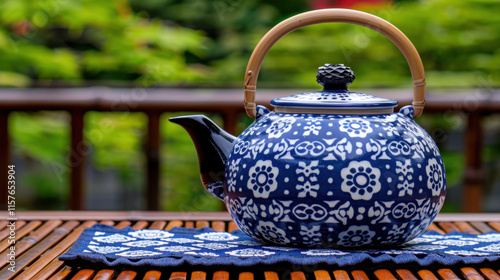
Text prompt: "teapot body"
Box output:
[[224, 106, 446, 247]]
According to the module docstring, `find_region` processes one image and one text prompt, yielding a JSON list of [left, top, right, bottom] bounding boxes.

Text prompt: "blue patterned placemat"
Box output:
[[59, 224, 500, 267]]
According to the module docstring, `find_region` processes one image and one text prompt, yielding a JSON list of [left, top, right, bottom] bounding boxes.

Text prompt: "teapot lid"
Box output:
[[270, 64, 398, 114]]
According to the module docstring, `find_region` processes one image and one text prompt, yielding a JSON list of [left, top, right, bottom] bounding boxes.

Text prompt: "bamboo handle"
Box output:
[[243, 9, 425, 119]]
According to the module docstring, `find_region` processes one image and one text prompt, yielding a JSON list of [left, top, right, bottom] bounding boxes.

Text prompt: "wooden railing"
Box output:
[[0, 87, 498, 212]]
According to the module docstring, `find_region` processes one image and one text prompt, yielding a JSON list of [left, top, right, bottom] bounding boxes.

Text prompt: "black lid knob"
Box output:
[[316, 64, 355, 90]]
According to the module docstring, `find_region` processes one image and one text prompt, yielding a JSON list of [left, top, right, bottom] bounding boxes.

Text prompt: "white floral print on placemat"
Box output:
[[229, 240, 263, 246], [193, 243, 238, 250], [62, 223, 500, 268], [194, 232, 239, 241], [116, 250, 162, 257], [123, 240, 168, 248], [225, 248, 275, 257], [474, 244, 500, 253], [185, 252, 220, 257], [161, 238, 203, 244], [301, 249, 349, 256], [445, 250, 490, 256], [88, 245, 129, 254], [155, 246, 201, 252], [94, 234, 136, 243], [128, 230, 174, 239]]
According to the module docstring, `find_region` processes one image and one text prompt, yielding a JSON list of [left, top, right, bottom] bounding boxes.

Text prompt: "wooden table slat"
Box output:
[[396, 269, 419, 280], [115, 221, 132, 229], [32, 258, 66, 280], [48, 265, 73, 280], [169, 272, 187, 280], [190, 271, 207, 280], [488, 222, 500, 233], [264, 271, 279, 280], [438, 222, 460, 233], [488, 222, 500, 232], [418, 270, 440, 280], [184, 221, 194, 228], [351, 270, 370, 280], [131, 221, 149, 230], [91, 269, 114, 280], [480, 268, 500, 280], [0, 221, 41, 253], [143, 270, 162, 280], [471, 222, 495, 234], [166, 221, 183, 230], [227, 221, 238, 232], [0, 221, 8, 230], [15, 221, 96, 280], [70, 269, 95, 280], [461, 267, 486, 280], [212, 271, 229, 280], [374, 269, 397, 280], [0, 221, 79, 279], [427, 223, 446, 235], [0, 220, 62, 269], [0, 221, 27, 241], [313, 270, 331, 280], [332, 270, 350, 280], [454, 222, 481, 234], [437, 269, 461, 280], [169, 272, 186, 280], [148, 221, 167, 230], [290, 271, 306, 280], [115, 270, 138, 280], [238, 272, 254, 280], [99, 221, 115, 226], [211, 221, 226, 232], [196, 221, 210, 229]]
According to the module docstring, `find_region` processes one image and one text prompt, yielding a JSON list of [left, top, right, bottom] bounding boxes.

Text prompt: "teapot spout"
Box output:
[[169, 115, 237, 200]]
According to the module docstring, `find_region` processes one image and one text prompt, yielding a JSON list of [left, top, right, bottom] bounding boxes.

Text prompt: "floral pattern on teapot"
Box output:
[[224, 105, 446, 247]]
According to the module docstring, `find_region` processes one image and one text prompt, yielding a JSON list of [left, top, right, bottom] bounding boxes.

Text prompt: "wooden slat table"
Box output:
[[1, 212, 499, 280]]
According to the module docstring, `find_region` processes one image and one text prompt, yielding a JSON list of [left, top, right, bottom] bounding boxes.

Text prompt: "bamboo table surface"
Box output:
[[1, 212, 500, 280]]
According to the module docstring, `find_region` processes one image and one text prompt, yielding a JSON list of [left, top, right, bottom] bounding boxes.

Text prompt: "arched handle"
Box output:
[[243, 9, 425, 119]]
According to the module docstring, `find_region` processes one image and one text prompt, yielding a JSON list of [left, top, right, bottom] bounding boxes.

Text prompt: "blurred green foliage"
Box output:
[[10, 112, 69, 209], [3, 0, 500, 211], [2, 0, 498, 87], [85, 112, 147, 192], [85, 112, 146, 170], [0, 0, 208, 86], [216, 0, 500, 88], [11, 112, 69, 162]]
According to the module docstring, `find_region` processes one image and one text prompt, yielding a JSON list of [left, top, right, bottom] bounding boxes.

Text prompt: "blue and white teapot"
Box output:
[[170, 9, 446, 248]]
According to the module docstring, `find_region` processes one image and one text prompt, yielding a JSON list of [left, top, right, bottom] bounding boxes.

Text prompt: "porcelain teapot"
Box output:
[[170, 9, 446, 248]]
